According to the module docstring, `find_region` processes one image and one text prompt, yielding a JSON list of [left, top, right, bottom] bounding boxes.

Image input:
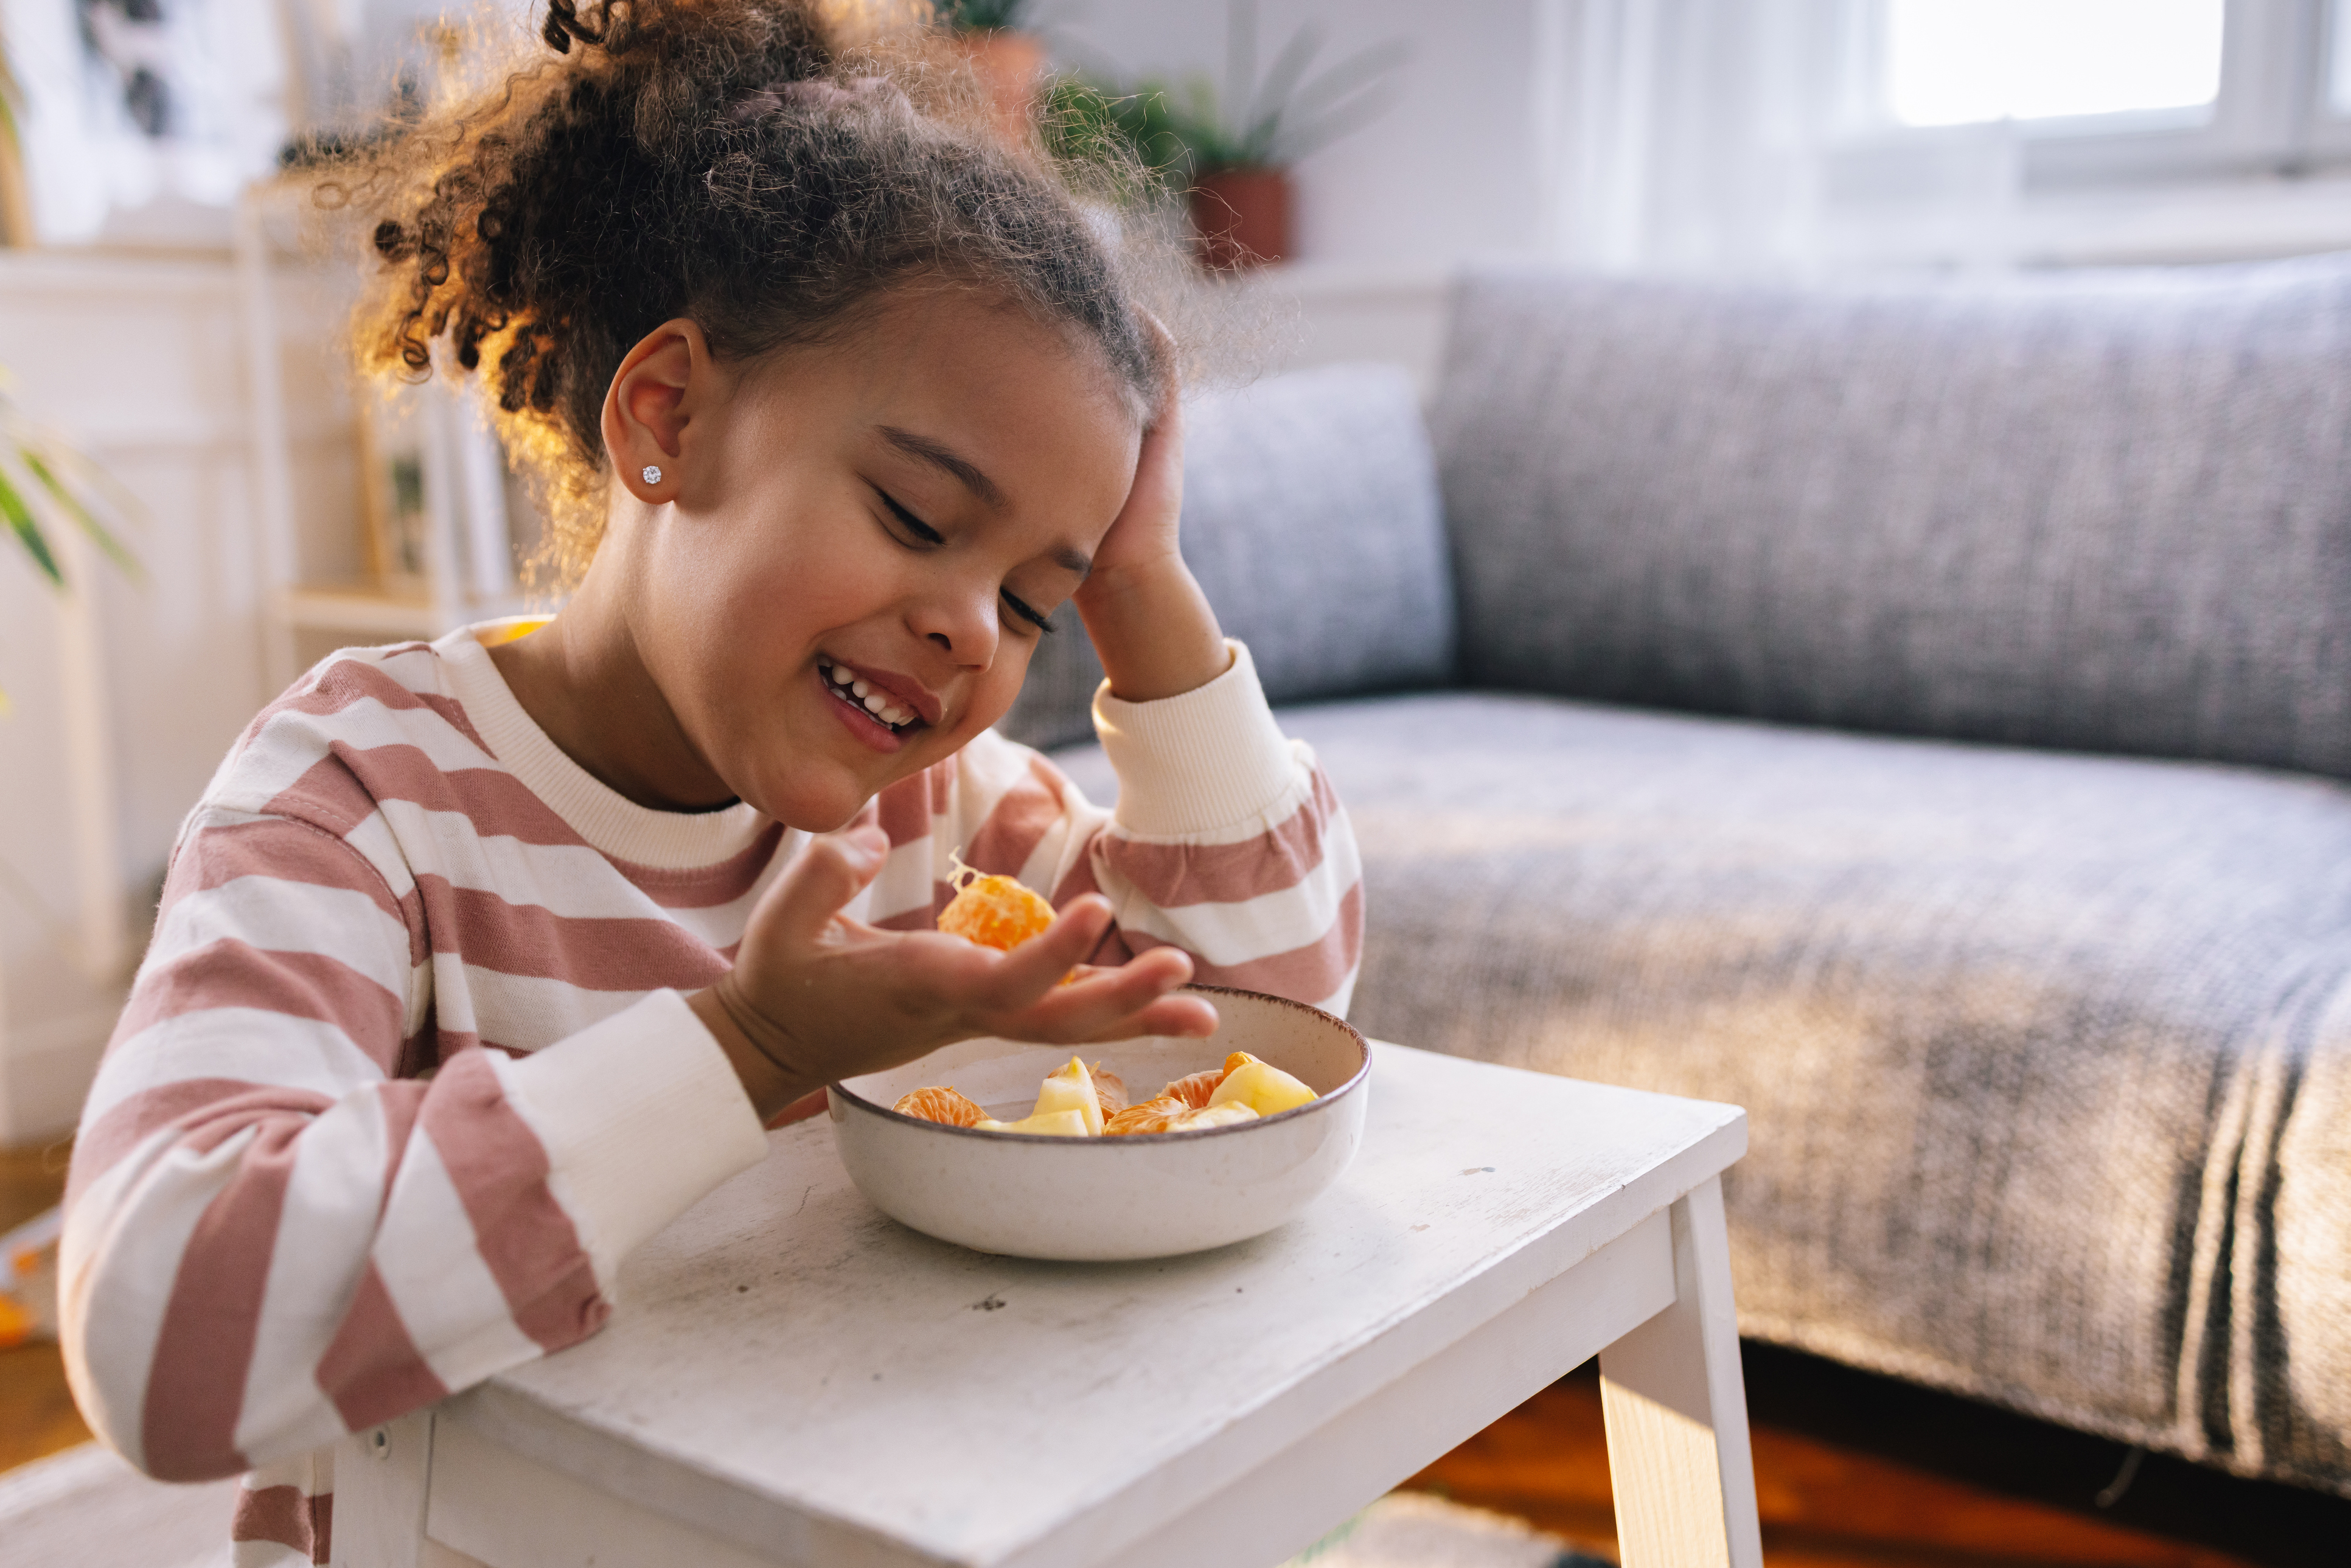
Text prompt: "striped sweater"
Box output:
[[58, 625, 1360, 1566]]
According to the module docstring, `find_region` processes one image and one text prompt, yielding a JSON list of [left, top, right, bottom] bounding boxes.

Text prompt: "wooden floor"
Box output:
[[2, 1140, 88, 1474], [5, 1141, 2345, 1566], [1407, 1355, 2338, 1568]]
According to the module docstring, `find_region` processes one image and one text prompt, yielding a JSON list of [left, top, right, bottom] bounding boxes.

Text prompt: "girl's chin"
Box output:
[[743, 754, 920, 835]]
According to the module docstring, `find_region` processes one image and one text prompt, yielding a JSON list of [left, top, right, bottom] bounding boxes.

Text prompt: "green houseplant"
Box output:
[[1047, 4, 1406, 269], [0, 378, 140, 709]]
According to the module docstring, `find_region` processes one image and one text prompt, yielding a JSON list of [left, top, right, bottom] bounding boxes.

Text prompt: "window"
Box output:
[[1844, 0, 2351, 179], [1538, 0, 2351, 274], [1883, 0, 2226, 129]]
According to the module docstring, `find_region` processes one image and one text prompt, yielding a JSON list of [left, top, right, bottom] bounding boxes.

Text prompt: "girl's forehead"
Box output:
[[725, 293, 1141, 546], [786, 288, 1134, 406], [755, 295, 1140, 458]]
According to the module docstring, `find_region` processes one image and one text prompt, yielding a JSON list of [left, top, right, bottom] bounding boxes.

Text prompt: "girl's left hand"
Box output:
[[1073, 369, 1230, 702], [1079, 391, 1187, 586]]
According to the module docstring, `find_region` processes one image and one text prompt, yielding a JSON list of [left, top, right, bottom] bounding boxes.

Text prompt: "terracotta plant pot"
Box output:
[[958, 29, 1047, 147], [1188, 167, 1292, 271]]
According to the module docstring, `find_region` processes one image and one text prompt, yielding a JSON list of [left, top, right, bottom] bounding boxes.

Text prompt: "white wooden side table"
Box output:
[[330, 1042, 1761, 1568]]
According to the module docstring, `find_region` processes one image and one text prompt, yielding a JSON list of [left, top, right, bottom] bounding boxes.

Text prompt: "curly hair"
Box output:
[[333, 0, 1174, 584]]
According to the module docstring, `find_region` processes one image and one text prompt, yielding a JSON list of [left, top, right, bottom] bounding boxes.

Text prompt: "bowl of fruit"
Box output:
[[828, 851, 1367, 1260], [827, 984, 1371, 1261]]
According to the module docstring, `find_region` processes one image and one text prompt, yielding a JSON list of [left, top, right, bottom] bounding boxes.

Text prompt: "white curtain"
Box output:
[[1534, 0, 2031, 277]]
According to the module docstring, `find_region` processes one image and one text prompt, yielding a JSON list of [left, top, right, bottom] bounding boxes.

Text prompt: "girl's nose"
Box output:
[[911, 585, 998, 670]]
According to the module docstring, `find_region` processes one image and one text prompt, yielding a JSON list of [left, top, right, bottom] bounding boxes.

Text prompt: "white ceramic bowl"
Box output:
[[827, 986, 1371, 1261]]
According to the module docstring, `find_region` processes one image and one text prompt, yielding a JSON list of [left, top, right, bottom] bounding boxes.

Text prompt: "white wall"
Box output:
[[0, 249, 360, 1140], [1049, 0, 1553, 273]]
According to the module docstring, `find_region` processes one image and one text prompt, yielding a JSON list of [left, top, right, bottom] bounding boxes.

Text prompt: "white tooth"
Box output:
[[832, 665, 853, 685], [863, 692, 887, 713], [884, 706, 910, 726], [852, 680, 871, 698]]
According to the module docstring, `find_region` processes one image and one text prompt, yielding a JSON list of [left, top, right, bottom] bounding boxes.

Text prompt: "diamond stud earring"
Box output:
[[641, 464, 663, 486]]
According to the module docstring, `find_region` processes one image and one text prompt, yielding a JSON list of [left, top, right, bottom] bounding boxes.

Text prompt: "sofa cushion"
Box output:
[[998, 363, 1452, 750], [1433, 257, 2351, 779], [1051, 695, 2351, 1494]]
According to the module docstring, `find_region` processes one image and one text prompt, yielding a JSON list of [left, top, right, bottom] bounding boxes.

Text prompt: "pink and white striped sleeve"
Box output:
[[58, 801, 767, 1484], [949, 641, 1363, 1013]]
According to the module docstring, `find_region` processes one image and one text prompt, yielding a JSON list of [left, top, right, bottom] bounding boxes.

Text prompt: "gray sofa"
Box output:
[[1003, 254, 2351, 1499]]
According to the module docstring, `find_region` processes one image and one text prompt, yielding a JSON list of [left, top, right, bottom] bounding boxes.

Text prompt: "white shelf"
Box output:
[[284, 585, 529, 639]]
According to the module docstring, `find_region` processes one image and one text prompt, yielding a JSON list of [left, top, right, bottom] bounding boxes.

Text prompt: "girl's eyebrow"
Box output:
[[877, 425, 1005, 509]]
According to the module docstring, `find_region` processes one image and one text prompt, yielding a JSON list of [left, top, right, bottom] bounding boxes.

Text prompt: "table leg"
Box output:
[[1597, 1176, 1763, 1568], [327, 1410, 434, 1568]]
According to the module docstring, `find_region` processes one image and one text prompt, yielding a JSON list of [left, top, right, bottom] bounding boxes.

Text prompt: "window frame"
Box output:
[[1837, 0, 2341, 192]]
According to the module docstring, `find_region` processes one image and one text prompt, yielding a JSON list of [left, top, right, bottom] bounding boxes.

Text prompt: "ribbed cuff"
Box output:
[[494, 990, 769, 1288], [1093, 640, 1301, 837]]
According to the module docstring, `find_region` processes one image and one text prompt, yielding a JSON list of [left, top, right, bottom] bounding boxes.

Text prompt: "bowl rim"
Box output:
[[827, 984, 1371, 1144]]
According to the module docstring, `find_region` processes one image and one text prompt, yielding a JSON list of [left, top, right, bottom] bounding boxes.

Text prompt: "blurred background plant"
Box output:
[[0, 375, 142, 712], [1156, 2, 1407, 180], [1042, 77, 1191, 199], [933, 0, 1036, 30], [1045, 3, 1405, 268]]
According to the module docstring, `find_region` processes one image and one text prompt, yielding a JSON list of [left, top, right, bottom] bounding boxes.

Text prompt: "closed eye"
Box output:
[[876, 484, 1054, 635], [875, 487, 943, 545], [1003, 590, 1055, 634]]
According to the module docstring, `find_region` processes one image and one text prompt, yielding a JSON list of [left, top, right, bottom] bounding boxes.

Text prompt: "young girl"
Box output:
[[55, 3, 1360, 1561]]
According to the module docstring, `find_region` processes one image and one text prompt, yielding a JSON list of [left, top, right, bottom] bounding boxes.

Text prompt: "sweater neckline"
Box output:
[[436, 624, 771, 871]]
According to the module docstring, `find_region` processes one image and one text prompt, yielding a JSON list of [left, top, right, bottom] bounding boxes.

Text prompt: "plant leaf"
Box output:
[[1244, 23, 1325, 157], [23, 451, 140, 579], [1272, 39, 1412, 162], [0, 466, 64, 588]]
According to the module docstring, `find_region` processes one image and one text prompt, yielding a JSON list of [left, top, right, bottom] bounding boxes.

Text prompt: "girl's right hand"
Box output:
[[689, 824, 1219, 1122]]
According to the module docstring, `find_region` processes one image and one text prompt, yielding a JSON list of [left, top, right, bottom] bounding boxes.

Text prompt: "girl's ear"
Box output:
[[603, 318, 719, 504]]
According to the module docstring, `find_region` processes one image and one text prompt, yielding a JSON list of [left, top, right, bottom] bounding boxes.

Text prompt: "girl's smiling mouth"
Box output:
[[817, 656, 932, 747]]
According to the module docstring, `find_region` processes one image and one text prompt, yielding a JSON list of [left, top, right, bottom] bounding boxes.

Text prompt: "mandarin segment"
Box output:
[[893, 1085, 984, 1127], [937, 867, 1057, 952], [1162, 1069, 1224, 1110], [1099, 1097, 1261, 1135], [1091, 1064, 1128, 1117], [1102, 1096, 1188, 1136]]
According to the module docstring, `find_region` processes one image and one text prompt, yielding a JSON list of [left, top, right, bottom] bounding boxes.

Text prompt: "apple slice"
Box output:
[[1207, 1054, 1317, 1117], [1032, 1055, 1104, 1135]]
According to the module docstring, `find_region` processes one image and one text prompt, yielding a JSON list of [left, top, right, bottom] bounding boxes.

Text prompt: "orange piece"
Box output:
[[1092, 1064, 1128, 1117], [1102, 1096, 1188, 1136], [937, 863, 1056, 953], [893, 1085, 984, 1127], [1162, 1070, 1222, 1110], [937, 857, 1080, 985], [1162, 1053, 1251, 1110]]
